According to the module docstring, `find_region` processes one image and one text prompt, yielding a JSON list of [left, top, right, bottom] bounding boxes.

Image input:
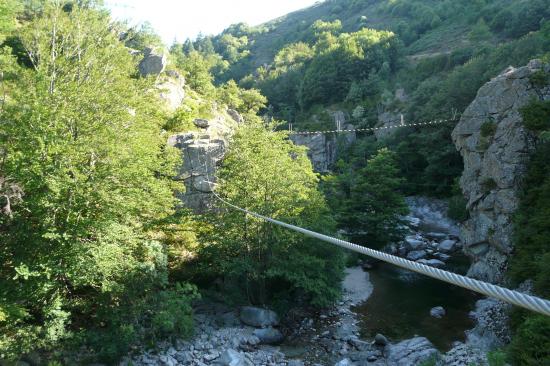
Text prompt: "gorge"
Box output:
[[1, 1, 549, 366]]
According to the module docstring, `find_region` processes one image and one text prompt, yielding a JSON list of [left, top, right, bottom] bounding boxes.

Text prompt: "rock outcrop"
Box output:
[[452, 59, 550, 283], [139, 47, 167, 76], [157, 70, 185, 111], [168, 111, 240, 212], [290, 111, 356, 172]]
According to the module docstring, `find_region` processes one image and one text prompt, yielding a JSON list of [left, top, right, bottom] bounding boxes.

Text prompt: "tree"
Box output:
[[198, 118, 345, 308], [338, 148, 408, 247], [468, 18, 492, 43], [0, 3, 195, 361]]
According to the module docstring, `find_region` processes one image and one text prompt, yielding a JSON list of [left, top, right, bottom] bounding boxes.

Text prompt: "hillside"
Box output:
[[179, 0, 550, 198]]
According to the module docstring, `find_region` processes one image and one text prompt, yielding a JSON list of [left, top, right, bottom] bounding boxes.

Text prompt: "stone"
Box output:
[[334, 358, 354, 366], [452, 60, 547, 283], [194, 118, 210, 129], [417, 259, 446, 268], [406, 250, 427, 261], [435, 253, 451, 261], [438, 239, 458, 253], [443, 343, 488, 366], [168, 114, 237, 213], [374, 333, 388, 346], [404, 236, 425, 251], [139, 47, 167, 76], [287, 361, 305, 366], [227, 109, 244, 123], [385, 337, 440, 366], [239, 306, 279, 327], [253, 327, 284, 344], [216, 349, 253, 366], [466, 298, 511, 351], [157, 70, 185, 111], [289, 111, 355, 172], [425, 232, 448, 240], [430, 306, 446, 318]]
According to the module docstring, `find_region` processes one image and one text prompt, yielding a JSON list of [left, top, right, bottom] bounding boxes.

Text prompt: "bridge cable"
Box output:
[[289, 116, 459, 135]]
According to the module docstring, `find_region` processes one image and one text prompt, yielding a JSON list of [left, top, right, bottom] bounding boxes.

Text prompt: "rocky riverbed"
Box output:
[[123, 197, 506, 365]]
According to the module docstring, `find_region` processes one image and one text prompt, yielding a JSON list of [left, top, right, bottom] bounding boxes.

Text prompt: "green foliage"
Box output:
[[325, 147, 408, 247], [480, 120, 497, 138], [173, 50, 217, 96], [198, 118, 345, 308], [468, 18, 492, 43], [520, 99, 550, 133], [487, 350, 507, 366], [448, 180, 469, 222], [120, 22, 164, 51], [510, 142, 550, 295], [507, 139, 550, 365], [0, 0, 21, 44], [529, 70, 550, 88], [0, 3, 195, 361], [508, 315, 550, 365]]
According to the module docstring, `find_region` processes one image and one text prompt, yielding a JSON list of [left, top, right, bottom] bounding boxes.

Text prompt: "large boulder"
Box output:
[[385, 337, 440, 366], [406, 250, 427, 261], [438, 239, 458, 253], [253, 327, 284, 344], [139, 47, 167, 76], [239, 306, 279, 328], [452, 59, 550, 283]]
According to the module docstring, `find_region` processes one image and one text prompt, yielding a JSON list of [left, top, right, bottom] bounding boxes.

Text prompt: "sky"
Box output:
[[105, 0, 320, 44]]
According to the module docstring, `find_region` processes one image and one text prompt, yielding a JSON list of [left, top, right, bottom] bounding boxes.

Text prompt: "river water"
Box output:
[[354, 258, 477, 351]]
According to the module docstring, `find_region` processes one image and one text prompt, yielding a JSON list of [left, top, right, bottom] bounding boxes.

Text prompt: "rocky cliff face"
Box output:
[[290, 111, 356, 172], [168, 111, 242, 213], [452, 59, 550, 283]]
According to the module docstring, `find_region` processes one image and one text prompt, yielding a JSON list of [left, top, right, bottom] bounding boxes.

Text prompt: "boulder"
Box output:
[[406, 250, 427, 261], [239, 306, 278, 327], [417, 259, 446, 268], [425, 232, 448, 240], [404, 236, 425, 251], [434, 253, 451, 261], [139, 47, 167, 76], [253, 327, 284, 344], [374, 333, 388, 346], [452, 60, 550, 283], [194, 118, 210, 129], [216, 349, 253, 366], [385, 337, 440, 366], [438, 239, 458, 253], [430, 306, 446, 318]]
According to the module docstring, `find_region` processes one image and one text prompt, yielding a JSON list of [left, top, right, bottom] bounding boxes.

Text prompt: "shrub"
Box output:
[[520, 100, 550, 132], [487, 350, 507, 366], [529, 70, 550, 88], [481, 178, 498, 192], [448, 195, 469, 222], [480, 120, 497, 138], [508, 315, 550, 365]]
